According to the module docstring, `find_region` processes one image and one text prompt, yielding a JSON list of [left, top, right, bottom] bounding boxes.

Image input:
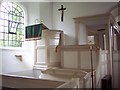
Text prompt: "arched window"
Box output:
[[0, 2, 24, 47]]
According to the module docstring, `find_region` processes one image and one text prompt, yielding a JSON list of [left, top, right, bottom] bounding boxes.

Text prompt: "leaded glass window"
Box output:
[[0, 2, 24, 47]]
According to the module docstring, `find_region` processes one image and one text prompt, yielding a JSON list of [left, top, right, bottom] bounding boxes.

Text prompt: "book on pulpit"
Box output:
[[25, 23, 48, 41]]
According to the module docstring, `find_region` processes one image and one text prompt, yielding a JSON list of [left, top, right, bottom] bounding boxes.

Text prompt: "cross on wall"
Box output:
[[58, 5, 66, 22]]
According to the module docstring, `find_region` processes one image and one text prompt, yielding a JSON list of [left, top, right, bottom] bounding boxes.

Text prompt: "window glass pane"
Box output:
[[12, 23, 16, 28], [0, 19, 5, 26], [12, 34, 17, 41], [4, 20, 8, 27], [10, 28, 16, 33], [18, 17, 21, 22], [0, 2, 24, 47], [5, 13, 8, 20], [1, 5, 5, 12], [9, 34, 13, 40], [17, 28, 22, 35], [17, 6, 22, 13], [7, 3, 12, 11], [9, 15, 13, 21], [19, 41, 22, 47], [4, 41, 8, 46], [16, 11, 20, 16], [4, 34, 8, 40], [21, 18, 24, 23], [0, 40, 3, 46], [12, 41, 16, 47], [19, 35, 23, 41], [4, 27, 8, 33], [9, 41, 13, 46], [0, 26, 4, 32], [12, 15, 17, 21], [1, 12, 5, 19], [18, 24, 23, 29], [0, 33, 3, 39], [21, 12, 24, 17], [12, 4, 16, 9]]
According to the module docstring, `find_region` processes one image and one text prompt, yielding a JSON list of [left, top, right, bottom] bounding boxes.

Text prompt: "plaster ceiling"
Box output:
[[73, 2, 118, 33]]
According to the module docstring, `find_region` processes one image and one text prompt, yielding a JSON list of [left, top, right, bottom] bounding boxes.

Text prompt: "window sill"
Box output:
[[33, 65, 48, 70], [0, 47, 23, 50]]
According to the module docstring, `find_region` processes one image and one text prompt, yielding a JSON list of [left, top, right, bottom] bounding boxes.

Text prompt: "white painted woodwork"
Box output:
[[94, 50, 108, 87], [63, 51, 78, 68], [57, 78, 80, 88], [41, 68, 91, 88], [57, 44, 99, 70], [1, 69, 91, 88], [34, 29, 64, 67], [73, 14, 109, 45], [57, 45, 108, 88], [1, 2, 119, 89], [0, 74, 2, 90], [2, 75, 64, 88]]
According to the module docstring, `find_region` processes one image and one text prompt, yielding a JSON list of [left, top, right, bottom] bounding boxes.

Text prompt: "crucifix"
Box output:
[[58, 5, 66, 22]]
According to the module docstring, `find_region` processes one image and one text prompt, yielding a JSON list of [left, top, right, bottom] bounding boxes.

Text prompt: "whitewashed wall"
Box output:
[[52, 2, 116, 45], [40, 2, 53, 29], [113, 52, 119, 88], [1, 2, 117, 73], [0, 50, 2, 74], [79, 23, 88, 45], [0, 2, 2, 89], [1, 49, 32, 73], [1, 2, 53, 73], [0, 1, 2, 74]]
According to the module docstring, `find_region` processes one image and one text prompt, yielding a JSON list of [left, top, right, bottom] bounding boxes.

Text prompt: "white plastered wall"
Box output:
[[1, 2, 53, 73], [52, 2, 116, 45]]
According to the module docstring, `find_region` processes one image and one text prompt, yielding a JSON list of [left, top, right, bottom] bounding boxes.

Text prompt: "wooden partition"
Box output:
[[1, 74, 65, 88], [34, 29, 64, 68], [57, 44, 99, 70], [95, 50, 108, 87], [41, 68, 92, 88], [56, 78, 80, 88], [56, 44, 108, 88]]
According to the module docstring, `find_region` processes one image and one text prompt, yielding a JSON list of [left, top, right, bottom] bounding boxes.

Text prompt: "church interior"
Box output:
[[0, 1, 120, 89]]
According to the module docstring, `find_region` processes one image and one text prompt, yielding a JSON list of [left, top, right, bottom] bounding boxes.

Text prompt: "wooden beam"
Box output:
[[107, 4, 118, 13], [73, 13, 110, 23]]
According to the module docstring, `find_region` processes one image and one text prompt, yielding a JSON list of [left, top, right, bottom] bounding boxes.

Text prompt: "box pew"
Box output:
[[41, 68, 91, 88], [56, 44, 108, 88]]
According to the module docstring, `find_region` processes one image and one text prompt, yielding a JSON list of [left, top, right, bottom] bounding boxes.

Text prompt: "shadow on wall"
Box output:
[[0, 50, 2, 74], [117, 33, 120, 89], [64, 34, 76, 45]]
